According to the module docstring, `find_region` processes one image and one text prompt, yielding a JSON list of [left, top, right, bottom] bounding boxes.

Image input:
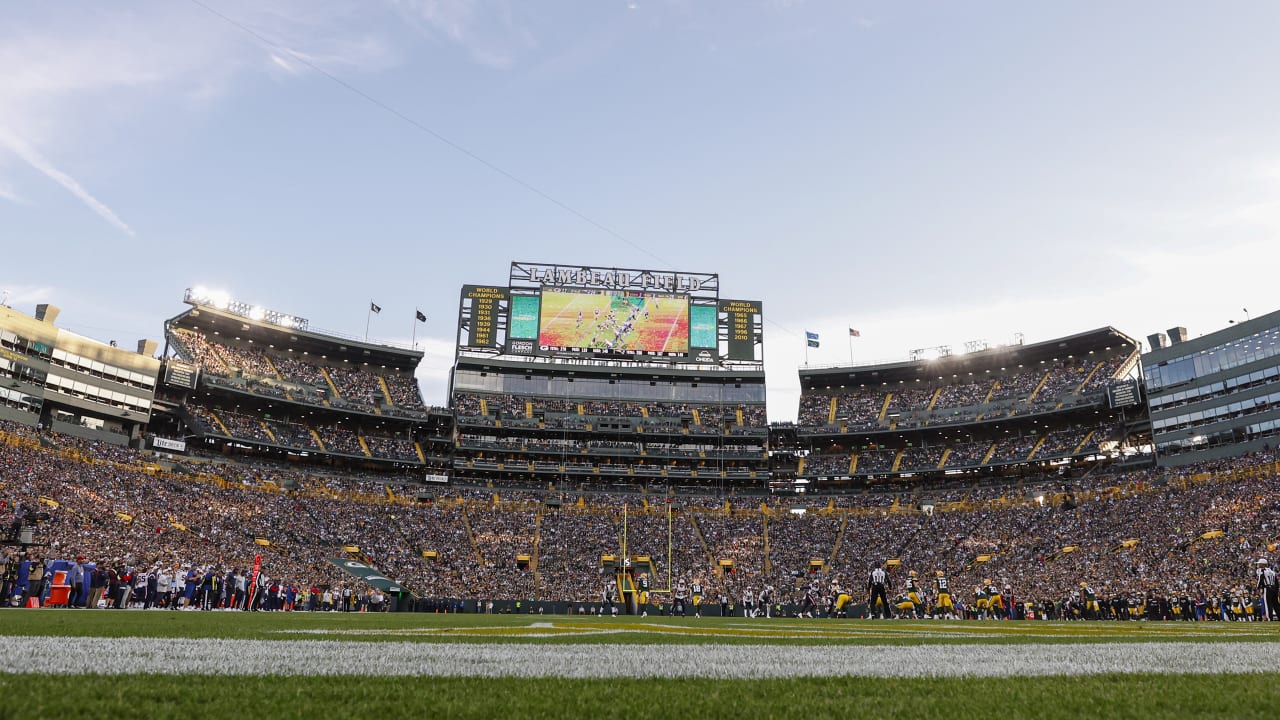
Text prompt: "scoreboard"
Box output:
[[720, 299, 762, 362], [459, 285, 508, 350], [163, 360, 198, 390], [455, 263, 763, 367]]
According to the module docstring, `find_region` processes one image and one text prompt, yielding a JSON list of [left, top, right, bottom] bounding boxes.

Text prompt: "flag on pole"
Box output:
[[849, 328, 861, 337], [370, 302, 382, 314], [805, 331, 819, 348], [415, 309, 427, 322]]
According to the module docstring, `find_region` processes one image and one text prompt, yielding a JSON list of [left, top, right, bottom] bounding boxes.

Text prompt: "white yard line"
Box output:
[[0, 638, 1275, 678]]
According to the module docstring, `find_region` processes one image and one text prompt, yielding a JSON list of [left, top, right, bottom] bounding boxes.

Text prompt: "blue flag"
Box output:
[[805, 331, 819, 348]]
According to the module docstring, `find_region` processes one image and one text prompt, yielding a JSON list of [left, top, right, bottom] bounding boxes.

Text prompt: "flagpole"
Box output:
[[365, 300, 372, 341], [848, 328, 853, 365], [411, 311, 418, 349]]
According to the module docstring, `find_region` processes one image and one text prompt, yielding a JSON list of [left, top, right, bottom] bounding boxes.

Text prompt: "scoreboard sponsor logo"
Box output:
[[510, 340, 535, 354], [695, 350, 716, 363], [511, 262, 718, 295]]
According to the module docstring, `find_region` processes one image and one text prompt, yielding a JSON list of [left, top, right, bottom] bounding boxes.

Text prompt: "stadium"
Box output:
[[1, 260, 1279, 717]]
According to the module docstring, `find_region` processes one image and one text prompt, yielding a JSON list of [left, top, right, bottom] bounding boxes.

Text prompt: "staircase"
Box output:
[[1072, 430, 1096, 455], [357, 435, 372, 458], [259, 422, 277, 444], [828, 515, 849, 565], [320, 368, 341, 399], [877, 394, 892, 422], [1026, 435, 1047, 460], [890, 450, 905, 473], [926, 388, 942, 411], [308, 427, 327, 452], [209, 411, 232, 437], [376, 376, 393, 406], [1027, 371, 1051, 402], [983, 381, 998, 404], [762, 517, 771, 574], [263, 355, 284, 380], [687, 515, 716, 569], [1076, 361, 1106, 394], [848, 454, 859, 475], [937, 448, 951, 470], [827, 396, 838, 424], [459, 506, 486, 564], [980, 442, 998, 465], [413, 442, 426, 463]]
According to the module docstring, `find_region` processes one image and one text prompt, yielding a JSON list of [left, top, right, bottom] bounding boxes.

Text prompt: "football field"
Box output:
[[1, 612, 1277, 718]]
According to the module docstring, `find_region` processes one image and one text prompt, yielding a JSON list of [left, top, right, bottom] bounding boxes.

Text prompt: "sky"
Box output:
[[2, 1, 1279, 421]]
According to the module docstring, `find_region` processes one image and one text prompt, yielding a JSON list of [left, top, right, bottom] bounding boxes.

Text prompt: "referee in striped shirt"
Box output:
[[868, 566, 890, 619]]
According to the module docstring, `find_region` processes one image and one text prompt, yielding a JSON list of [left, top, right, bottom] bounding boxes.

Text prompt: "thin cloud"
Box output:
[[390, 0, 537, 69], [0, 179, 24, 204], [0, 284, 55, 308], [0, 128, 134, 236]]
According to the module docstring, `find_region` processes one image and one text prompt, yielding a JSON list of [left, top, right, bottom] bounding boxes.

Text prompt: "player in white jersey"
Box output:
[[674, 580, 689, 617]]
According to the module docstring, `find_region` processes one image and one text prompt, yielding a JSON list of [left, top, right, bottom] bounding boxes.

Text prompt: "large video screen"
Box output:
[[538, 288, 690, 355], [508, 295, 540, 339]]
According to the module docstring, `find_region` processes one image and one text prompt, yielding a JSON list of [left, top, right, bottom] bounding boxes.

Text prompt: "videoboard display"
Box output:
[[458, 264, 762, 367], [537, 288, 689, 355], [690, 305, 717, 349], [508, 295, 540, 340]]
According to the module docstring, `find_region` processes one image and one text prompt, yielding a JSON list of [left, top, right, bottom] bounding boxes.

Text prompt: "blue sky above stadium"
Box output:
[[2, 0, 1278, 420]]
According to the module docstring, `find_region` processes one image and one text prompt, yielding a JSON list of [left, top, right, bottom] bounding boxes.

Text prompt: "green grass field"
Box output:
[[1, 612, 1277, 719]]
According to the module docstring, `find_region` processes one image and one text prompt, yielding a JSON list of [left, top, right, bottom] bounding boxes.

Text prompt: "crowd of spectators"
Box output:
[[453, 392, 768, 430], [167, 329, 440, 420], [798, 351, 1138, 431], [186, 405, 428, 462], [5, 418, 1279, 614], [798, 422, 1119, 478]]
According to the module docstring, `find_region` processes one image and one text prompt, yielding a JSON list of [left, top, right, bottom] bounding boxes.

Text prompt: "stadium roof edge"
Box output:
[[798, 326, 1137, 388], [167, 304, 424, 370]]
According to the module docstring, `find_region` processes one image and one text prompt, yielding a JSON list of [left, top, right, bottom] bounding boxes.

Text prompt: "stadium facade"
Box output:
[[0, 303, 159, 446], [1143, 308, 1280, 466], [6, 269, 1280, 615], [2, 265, 1274, 488], [449, 263, 769, 491], [781, 328, 1144, 492], [146, 289, 453, 479]]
